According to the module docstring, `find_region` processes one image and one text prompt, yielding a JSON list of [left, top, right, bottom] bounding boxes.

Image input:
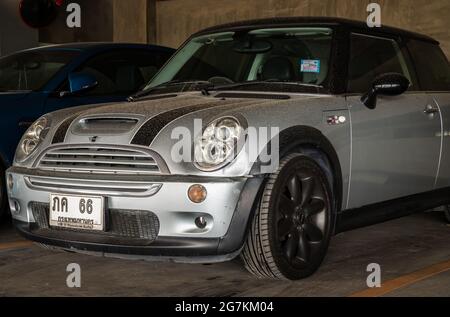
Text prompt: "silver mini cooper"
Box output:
[[7, 18, 450, 280]]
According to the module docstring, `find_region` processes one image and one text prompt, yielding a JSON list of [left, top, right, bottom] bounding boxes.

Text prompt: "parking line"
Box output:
[[0, 240, 33, 251], [350, 259, 450, 297]]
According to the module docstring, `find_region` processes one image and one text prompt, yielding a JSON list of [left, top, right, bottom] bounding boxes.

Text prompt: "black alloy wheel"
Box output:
[[242, 153, 335, 280], [276, 164, 328, 269]]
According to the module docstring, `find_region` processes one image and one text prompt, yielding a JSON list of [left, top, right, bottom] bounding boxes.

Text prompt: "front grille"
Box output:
[[37, 145, 162, 175], [30, 202, 160, 245], [26, 176, 162, 197]]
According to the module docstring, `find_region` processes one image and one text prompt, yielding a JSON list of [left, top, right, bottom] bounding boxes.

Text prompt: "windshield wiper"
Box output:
[[128, 80, 324, 101], [129, 80, 214, 101], [213, 80, 324, 91]]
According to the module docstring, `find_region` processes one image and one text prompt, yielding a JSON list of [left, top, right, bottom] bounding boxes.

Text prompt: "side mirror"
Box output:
[[60, 72, 98, 97], [361, 73, 410, 109]]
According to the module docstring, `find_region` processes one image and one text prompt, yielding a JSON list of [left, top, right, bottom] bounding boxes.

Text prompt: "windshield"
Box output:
[[0, 50, 78, 92], [145, 27, 333, 93]]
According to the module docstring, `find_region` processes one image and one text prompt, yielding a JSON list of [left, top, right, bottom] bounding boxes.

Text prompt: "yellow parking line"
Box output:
[[350, 259, 450, 297], [0, 240, 33, 251]]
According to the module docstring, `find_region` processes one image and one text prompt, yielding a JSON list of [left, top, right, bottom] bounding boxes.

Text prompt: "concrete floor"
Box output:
[[0, 211, 449, 297]]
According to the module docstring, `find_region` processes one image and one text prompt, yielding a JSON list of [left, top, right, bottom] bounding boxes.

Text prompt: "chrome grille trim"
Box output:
[[35, 144, 167, 175], [25, 176, 163, 197]]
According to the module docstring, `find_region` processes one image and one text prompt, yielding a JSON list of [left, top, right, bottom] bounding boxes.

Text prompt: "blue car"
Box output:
[[0, 43, 174, 217]]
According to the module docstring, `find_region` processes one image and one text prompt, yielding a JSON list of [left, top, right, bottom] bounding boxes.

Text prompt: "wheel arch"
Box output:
[[250, 125, 343, 215], [218, 126, 344, 254]]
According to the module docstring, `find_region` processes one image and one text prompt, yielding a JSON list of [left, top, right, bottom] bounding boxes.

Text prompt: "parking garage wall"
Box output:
[[38, 0, 149, 45], [155, 0, 450, 58], [0, 0, 37, 56]]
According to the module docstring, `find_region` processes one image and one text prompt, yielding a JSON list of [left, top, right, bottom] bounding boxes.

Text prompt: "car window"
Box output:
[[407, 40, 450, 91], [348, 33, 415, 93], [75, 49, 171, 96], [0, 50, 78, 92], [147, 28, 334, 92], [173, 41, 256, 83]]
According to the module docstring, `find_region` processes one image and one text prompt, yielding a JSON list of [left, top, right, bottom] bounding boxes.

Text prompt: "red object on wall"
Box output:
[[19, 0, 61, 29]]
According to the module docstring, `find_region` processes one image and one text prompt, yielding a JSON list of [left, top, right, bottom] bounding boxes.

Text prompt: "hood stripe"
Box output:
[[131, 100, 238, 146], [52, 114, 80, 144]]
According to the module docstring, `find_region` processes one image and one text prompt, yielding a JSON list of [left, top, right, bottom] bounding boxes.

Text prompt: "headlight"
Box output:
[[15, 116, 50, 162], [194, 116, 246, 171]]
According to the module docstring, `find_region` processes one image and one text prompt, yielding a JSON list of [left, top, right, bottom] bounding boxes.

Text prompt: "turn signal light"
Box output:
[[188, 184, 207, 203]]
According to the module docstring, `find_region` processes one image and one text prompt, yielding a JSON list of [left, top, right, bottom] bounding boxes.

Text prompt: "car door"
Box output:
[[407, 40, 450, 189], [346, 33, 441, 209], [44, 49, 171, 113]]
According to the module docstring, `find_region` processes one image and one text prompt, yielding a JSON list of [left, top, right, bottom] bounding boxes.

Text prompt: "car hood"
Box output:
[[77, 92, 262, 119], [20, 91, 333, 175], [53, 91, 322, 146]]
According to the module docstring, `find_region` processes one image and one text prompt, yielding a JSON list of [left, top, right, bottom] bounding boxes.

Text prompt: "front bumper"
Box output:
[[7, 167, 263, 262]]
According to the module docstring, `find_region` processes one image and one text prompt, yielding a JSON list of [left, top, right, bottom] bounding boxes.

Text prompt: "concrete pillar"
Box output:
[[147, 0, 157, 44]]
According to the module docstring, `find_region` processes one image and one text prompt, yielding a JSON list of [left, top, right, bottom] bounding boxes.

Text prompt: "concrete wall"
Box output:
[[0, 0, 37, 56], [155, 0, 450, 57], [32, 0, 450, 58], [39, 0, 148, 44], [113, 0, 147, 43], [39, 0, 114, 43]]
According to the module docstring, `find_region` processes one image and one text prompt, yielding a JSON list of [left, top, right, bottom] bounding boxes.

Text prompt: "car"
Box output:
[[0, 43, 174, 219], [7, 17, 450, 280]]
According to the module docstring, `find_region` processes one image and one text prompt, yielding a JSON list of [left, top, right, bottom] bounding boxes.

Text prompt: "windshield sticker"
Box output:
[[300, 59, 321, 73]]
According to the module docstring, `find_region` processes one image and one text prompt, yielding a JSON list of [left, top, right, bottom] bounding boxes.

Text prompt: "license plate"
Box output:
[[49, 194, 105, 231]]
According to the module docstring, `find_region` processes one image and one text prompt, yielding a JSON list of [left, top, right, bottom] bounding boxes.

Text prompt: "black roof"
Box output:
[[194, 17, 438, 44]]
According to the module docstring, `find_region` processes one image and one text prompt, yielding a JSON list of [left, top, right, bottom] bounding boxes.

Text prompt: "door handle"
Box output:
[[423, 104, 439, 115]]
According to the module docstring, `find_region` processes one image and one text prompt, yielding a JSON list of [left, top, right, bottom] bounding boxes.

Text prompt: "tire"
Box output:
[[444, 205, 450, 224], [241, 153, 335, 280]]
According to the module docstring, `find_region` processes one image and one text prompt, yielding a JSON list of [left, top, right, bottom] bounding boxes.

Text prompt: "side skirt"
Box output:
[[335, 187, 450, 233]]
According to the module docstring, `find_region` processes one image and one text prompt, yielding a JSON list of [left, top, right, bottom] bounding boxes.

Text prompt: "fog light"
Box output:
[[195, 216, 207, 229], [7, 174, 13, 192], [14, 201, 20, 214], [10, 200, 20, 214], [188, 184, 207, 203]]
